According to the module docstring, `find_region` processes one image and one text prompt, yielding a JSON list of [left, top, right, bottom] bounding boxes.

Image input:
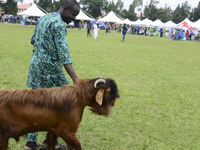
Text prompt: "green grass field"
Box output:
[[1, 23, 200, 150]]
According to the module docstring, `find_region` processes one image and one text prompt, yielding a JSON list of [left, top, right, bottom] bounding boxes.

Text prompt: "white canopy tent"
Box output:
[[163, 20, 176, 27], [176, 18, 196, 28], [193, 19, 200, 29], [151, 19, 164, 26], [123, 18, 132, 24], [140, 18, 153, 26], [134, 19, 142, 25], [76, 9, 94, 20], [117, 18, 133, 25], [17, 4, 46, 17], [98, 11, 122, 23]]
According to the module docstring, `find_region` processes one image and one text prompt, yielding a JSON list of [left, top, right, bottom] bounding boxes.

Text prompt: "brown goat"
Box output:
[[0, 78, 119, 150]]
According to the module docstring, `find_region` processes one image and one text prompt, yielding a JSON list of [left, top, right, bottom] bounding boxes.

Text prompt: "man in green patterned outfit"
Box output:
[[25, 0, 80, 149]]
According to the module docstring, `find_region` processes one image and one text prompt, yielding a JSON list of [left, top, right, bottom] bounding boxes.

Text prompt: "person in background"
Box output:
[[155, 29, 160, 37], [159, 28, 163, 37], [24, 17, 27, 26], [115, 24, 117, 30], [197, 31, 200, 42], [79, 21, 81, 30], [121, 23, 127, 42], [93, 22, 98, 39], [87, 20, 92, 37], [189, 31, 193, 41], [105, 23, 108, 33], [0, 15, 2, 23], [186, 30, 189, 41], [163, 28, 166, 37], [137, 26, 140, 35], [172, 28, 176, 41], [181, 30, 185, 41], [194, 30, 198, 41], [144, 26, 147, 36], [108, 23, 111, 33], [25, 0, 80, 149], [176, 29, 182, 41], [134, 26, 137, 34], [150, 27, 153, 36]]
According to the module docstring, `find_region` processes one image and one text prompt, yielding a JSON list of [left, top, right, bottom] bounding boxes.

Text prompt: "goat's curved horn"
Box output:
[[94, 79, 106, 88]]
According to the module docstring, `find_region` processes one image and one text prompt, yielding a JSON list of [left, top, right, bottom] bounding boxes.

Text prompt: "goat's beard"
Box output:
[[89, 105, 112, 117]]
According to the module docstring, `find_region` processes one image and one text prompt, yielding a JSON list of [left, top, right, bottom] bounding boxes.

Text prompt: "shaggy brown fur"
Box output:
[[0, 78, 119, 150]]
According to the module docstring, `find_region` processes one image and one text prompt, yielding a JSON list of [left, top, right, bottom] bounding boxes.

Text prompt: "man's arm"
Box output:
[[64, 64, 78, 84]]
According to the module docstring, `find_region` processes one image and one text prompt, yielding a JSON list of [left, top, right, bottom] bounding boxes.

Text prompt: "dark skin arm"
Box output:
[[64, 64, 78, 84]]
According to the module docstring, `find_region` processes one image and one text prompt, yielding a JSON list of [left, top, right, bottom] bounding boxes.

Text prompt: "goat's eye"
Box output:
[[106, 87, 111, 94]]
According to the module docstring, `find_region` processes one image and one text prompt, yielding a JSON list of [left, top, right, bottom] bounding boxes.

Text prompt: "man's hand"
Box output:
[[64, 64, 78, 85]]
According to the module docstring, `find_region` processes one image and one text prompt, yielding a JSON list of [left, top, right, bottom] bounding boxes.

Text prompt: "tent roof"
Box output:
[[163, 20, 176, 27], [98, 11, 122, 23], [141, 18, 153, 26], [134, 19, 142, 25], [177, 18, 196, 28], [17, 4, 31, 9], [76, 9, 94, 21], [193, 19, 200, 29], [17, 4, 46, 17], [117, 18, 133, 24], [177, 21, 195, 28], [151, 19, 164, 26]]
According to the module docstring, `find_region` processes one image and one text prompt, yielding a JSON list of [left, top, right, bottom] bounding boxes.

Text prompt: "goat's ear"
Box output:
[[95, 89, 104, 106]]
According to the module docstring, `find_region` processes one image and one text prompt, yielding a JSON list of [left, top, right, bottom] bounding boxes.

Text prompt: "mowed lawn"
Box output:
[[1, 23, 200, 150]]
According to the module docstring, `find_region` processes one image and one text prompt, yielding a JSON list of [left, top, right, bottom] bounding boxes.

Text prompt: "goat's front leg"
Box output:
[[58, 132, 82, 150], [43, 131, 57, 150]]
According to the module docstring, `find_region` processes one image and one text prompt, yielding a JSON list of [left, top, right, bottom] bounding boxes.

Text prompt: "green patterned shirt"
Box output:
[[27, 12, 72, 89]]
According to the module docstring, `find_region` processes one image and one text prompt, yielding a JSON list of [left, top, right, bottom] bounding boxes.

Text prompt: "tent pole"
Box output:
[[96, 11, 123, 20], [35, 4, 48, 14], [96, 11, 110, 20], [81, 9, 95, 20], [113, 11, 123, 20]]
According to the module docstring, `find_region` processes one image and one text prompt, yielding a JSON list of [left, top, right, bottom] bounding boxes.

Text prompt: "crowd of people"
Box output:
[[2, 14, 200, 42], [171, 28, 200, 42], [78, 21, 200, 42], [1, 15, 38, 25], [1, 15, 21, 24]]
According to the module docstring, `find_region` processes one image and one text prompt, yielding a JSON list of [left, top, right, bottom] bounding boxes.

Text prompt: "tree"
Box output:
[[121, 0, 143, 21], [172, 1, 191, 23], [157, 4, 172, 22], [36, 0, 53, 12], [104, 0, 124, 16], [51, 0, 63, 12], [172, 4, 182, 23], [80, 0, 107, 19], [190, 1, 200, 22], [143, 0, 159, 21], [1, 0, 18, 15], [180, 1, 191, 19]]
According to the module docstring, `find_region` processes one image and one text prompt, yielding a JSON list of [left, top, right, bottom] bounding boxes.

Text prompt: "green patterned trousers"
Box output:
[[26, 132, 38, 142]]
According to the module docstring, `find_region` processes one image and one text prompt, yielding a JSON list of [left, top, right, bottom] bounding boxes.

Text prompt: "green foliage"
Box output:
[[34, 0, 62, 13], [36, 0, 52, 12], [172, 1, 191, 24], [143, 0, 159, 21], [1, 0, 18, 15], [80, 0, 107, 18], [1, 24, 200, 150], [190, 1, 200, 22], [105, 0, 124, 15], [157, 4, 172, 22], [118, 0, 143, 21]]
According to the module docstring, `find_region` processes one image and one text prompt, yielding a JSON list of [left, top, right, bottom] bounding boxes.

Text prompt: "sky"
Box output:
[[116, 0, 200, 11], [18, 0, 199, 11]]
